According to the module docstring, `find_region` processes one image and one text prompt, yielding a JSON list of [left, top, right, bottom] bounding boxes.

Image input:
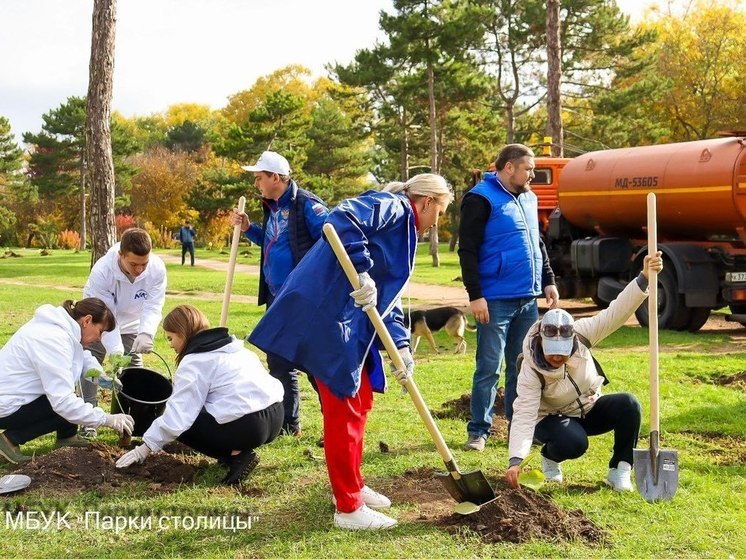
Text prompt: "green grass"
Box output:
[[0, 250, 745, 558]]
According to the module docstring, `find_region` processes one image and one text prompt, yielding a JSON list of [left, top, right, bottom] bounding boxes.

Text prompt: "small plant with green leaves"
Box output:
[[518, 453, 546, 491], [84, 353, 132, 380]]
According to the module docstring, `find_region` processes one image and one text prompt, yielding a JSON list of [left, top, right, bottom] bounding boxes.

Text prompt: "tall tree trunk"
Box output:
[[86, 0, 117, 264], [400, 108, 409, 180], [426, 60, 440, 267], [546, 0, 563, 157], [505, 102, 515, 144]]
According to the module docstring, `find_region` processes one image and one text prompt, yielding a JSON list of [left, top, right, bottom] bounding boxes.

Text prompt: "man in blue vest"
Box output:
[[458, 143, 560, 452], [232, 151, 328, 437]]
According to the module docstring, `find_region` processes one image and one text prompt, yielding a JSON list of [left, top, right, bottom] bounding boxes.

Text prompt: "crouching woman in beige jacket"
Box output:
[[506, 252, 663, 492]]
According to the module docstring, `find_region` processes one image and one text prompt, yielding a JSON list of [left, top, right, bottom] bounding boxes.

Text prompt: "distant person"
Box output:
[[81, 228, 167, 438], [115, 305, 283, 485], [458, 143, 560, 452], [231, 150, 328, 438], [249, 173, 454, 530], [179, 219, 196, 266], [506, 252, 663, 492], [0, 298, 134, 463]]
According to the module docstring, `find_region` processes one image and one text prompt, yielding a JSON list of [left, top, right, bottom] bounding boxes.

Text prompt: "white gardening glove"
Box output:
[[131, 332, 154, 354], [391, 347, 414, 386], [115, 444, 151, 468], [350, 272, 377, 311], [104, 413, 135, 436]]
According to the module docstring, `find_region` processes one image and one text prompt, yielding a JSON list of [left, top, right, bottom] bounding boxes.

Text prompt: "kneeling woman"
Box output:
[[115, 304, 284, 485], [0, 298, 135, 464]]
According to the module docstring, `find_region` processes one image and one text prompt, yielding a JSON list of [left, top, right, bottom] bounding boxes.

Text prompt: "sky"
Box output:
[[0, 0, 660, 144]]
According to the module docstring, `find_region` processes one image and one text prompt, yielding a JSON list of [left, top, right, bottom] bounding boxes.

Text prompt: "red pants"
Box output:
[[316, 369, 373, 513]]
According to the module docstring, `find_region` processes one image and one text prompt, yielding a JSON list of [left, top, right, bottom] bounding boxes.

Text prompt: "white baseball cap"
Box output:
[[241, 151, 291, 175], [540, 308, 575, 356]]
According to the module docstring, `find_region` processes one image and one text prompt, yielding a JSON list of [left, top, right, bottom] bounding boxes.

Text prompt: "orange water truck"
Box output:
[[533, 135, 746, 331]]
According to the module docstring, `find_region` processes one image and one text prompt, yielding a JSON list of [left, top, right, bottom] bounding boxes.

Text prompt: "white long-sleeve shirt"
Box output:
[[142, 338, 284, 452], [83, 242, 167, 355], [0, 305, 108, 427]]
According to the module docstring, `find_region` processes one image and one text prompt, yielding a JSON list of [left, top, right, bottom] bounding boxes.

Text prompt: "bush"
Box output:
[[115, 214, 137, 240], [142, 221, 177, 249], [57, 229, 81, 250], [201, 212, 233, 251]]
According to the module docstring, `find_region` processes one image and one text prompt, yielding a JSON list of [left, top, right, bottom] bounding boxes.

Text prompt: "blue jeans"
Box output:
[[468, 297, 538, 438]]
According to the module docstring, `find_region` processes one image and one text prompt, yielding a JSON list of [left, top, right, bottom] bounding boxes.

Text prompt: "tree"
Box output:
[[86, 0, 117, 260], [546, 0, 563, 156], [0, 116, 27, 245]]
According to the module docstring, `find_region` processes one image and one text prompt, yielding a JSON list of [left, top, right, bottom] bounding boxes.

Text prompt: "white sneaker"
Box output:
[[334, 504, 397, 530], [542, 455, 563, 482], [606, 461, 634, 491], [332, 485, 392, 509]]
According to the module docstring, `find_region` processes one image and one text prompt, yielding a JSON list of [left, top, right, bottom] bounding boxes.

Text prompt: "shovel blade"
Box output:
[[633, 448, 679, 502], [435, 469, 496, 505]]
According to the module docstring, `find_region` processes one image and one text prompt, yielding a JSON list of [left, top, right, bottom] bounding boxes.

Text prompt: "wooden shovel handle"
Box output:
[[322, 223, 463, 477], [220, 196, 246, 327], [647, 193, 660, 432]]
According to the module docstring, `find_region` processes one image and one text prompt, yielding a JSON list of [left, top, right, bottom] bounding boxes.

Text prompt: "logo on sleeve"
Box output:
[[134, 290, 148, 300]]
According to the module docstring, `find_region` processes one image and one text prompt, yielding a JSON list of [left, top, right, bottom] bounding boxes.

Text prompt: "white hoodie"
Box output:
[[143, 338, 284, 452], [0, 304, 108, 427], [83, 242, 167, 355]]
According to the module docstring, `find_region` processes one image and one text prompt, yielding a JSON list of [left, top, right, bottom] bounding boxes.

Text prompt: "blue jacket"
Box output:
[[179, 225, 195, 244], [469, 173, 542, 299], [249, 190, 415, 400], [244, 180, 328, 305]]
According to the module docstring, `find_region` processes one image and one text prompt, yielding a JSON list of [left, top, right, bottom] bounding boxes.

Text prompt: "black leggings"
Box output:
[[0, 395, 78, 445], [176, 401, 283, 462], [534, 393, 641, 468]]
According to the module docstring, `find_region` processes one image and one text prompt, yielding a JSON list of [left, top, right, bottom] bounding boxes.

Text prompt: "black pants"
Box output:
[[181, 242, 195, 265], [176, 401, 283, 462], [0, 396, 78, 445], [534, 393, 641, 468]]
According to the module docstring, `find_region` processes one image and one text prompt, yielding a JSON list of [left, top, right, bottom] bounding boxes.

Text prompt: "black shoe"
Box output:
[[222, 450, 260, 486]]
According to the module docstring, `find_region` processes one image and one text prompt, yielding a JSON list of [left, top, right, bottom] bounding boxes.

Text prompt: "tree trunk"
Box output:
[[79, 153, 87, 250], [505, 102, 515, 144], [86, 0, 117, 264], [426, 60, 440, 266], [400, 108, 409, 180], [546, 0, 563, 157]]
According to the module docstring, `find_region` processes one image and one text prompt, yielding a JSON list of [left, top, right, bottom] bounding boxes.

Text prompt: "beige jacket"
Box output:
[[508, 277, 649, 463]]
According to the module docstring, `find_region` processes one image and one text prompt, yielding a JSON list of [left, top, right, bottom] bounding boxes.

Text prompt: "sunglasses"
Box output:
[[541, 324, 574, 338]]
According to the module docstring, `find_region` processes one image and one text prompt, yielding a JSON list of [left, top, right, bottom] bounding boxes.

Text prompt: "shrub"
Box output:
[[58, 229, 81, 250], [201, 212, 234, 251], [142, 221, 177, 249], [115, 214, 137, 239]]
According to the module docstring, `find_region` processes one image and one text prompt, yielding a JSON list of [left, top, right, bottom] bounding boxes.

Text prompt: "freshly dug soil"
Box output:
[[379, 467, 604, 545], [714, 370, 746, 389], [11, 442, 208, 495], [432, 390, 509, 439]]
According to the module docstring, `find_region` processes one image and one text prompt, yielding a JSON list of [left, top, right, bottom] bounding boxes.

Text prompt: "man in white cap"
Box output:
[[232, 150, 328, 438], [505, 251, 663, 492]]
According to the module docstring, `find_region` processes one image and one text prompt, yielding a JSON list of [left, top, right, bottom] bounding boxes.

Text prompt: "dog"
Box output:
[[405, 306, 476, 354]]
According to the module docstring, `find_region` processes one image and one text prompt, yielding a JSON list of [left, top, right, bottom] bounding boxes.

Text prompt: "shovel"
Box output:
[[633, 192, 679, 502], [323, 223, 496, 506], [221, 195, 246, 327]]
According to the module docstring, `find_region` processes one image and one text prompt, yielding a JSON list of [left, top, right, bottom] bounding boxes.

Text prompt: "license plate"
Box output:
[[727, 272, 746, 282]]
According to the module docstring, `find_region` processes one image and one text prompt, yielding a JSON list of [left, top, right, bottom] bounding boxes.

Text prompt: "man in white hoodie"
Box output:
[[81, 228, 167, 435]]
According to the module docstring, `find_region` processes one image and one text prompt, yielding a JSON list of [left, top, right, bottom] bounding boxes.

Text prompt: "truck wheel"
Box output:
[[635, 267, 691, 330], [686, 307, 711, 332], [729, 304, 746, 314]]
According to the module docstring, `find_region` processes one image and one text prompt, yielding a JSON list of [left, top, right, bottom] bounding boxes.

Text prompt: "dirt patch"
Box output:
[[379, 467, 603, 544], [713, 371, 746, 389], [11, 443, 208, 495], [679, 431, 746, 465], [432, 390, 509, 440]]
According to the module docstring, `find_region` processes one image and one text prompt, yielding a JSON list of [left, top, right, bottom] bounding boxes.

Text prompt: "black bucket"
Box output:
[[111, 367, 172, 437]]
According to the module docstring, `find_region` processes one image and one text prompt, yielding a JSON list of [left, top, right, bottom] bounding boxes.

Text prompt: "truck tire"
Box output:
[[635, 267, 691, 330], [686, 307, 711, 332]]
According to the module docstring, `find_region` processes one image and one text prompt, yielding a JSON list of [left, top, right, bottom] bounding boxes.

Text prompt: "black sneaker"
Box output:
[[222, 451, 260, 486]]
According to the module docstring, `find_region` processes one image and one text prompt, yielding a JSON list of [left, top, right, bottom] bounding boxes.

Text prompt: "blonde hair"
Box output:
[[385, 173, 454, 207], [163, 304, 211, 364]]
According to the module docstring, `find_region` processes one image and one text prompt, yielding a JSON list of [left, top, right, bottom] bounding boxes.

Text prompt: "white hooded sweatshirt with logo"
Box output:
[[83, 242, 167, 355], [0, 304, 108, 426]]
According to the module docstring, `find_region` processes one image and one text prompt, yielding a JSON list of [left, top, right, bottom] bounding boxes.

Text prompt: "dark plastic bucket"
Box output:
[[111, 367, 172, 437]]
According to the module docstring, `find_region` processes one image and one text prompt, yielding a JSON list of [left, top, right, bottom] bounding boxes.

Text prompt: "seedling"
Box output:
[[84, 353, 132, 379], [518, 453, 546, 491]]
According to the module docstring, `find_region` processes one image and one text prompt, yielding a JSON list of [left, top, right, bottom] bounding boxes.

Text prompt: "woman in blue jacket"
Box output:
[[249, 173, 453, 530]]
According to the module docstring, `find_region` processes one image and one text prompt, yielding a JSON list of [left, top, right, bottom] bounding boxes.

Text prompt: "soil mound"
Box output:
[[714, 370, 746, 389], [380, 467, 604, 545], [11, 443, 207, 495], [432, 390, 509, 439]]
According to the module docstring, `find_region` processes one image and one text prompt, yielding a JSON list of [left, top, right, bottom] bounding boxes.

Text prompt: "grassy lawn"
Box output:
[[0, 248, 745, 558]]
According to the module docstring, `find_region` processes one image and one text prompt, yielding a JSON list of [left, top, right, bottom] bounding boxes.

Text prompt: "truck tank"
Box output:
[[558, 137, 746, 241]]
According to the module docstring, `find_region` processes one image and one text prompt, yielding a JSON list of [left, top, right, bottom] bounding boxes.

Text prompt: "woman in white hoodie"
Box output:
[[506, 252, 663, 492], [115, 304, 284, 485], [0, 298, 135, 464]]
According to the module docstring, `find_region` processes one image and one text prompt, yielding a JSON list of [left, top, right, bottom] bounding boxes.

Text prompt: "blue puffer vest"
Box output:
[[468, 173, 542, 299]]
